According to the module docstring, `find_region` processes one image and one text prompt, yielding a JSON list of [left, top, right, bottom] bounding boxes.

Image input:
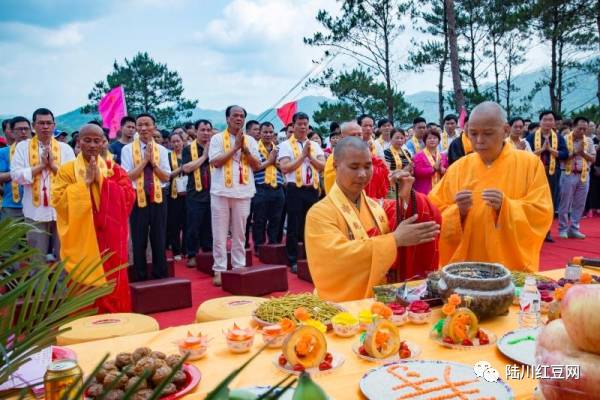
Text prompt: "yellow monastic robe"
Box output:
[[305, 183, 397, 302], [323, 155, 336, 194], [428, 144, 553, 272], [51, 155, 106, 286]]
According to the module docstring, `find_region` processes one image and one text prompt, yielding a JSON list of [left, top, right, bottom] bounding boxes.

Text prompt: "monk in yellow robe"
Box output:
[[324, 121, 390, 199], [306, 137, 440, 302], [429, 102, 553, 272], [52, 124, 135, 313]]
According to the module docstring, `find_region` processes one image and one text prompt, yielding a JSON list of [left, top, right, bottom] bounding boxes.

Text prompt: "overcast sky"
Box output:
[[0, 0, 550, 116]]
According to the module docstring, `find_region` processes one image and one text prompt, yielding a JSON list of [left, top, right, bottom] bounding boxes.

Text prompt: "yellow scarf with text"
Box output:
[[424, 147, 442, 187], [29, 136, 61, 207], [169, 151, 180, 199], [534, 129, 558, 175], [222, 129, 249, 187], [9, 144, 20, 203], [258, 140, 278, 188], [411, 135, 423, 154], [189, 140, 203, 191], [441, 129, 450, 151], [290, 135, 319, 189], [132, 138, 162, 207], [329, 182, 387, 240], [565, 132, 588, 182], [390, 146, 411, 170]]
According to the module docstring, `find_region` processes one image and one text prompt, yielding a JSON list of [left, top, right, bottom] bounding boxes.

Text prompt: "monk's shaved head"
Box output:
[[470, 101, 507, 125], [334, 136, 370, 161], [340, 121, 362, 138], [79, 123, 105, 138], [467, 101, 510, 164]]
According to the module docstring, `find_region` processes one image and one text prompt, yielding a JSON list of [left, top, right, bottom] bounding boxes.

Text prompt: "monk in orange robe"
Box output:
[[52, 124, 135, 313], [429, 102, 553, 272], [324, 121, 389, 199], [306, 137, 440, 302]]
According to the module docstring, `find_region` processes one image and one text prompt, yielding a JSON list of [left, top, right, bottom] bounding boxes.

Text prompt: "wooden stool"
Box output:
[[130, 277, 192, 314], [221, 265, 288, 296], [297, 259, 312, 283], [196, 249, 253, 276], [127, 258, 175, 282], [56, 313, 159, 345], [195, 296, 266, 323], [257, 244, 288, 265]]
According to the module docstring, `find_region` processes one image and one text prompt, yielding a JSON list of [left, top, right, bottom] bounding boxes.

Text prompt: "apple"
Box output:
[[561, 285, 600, 355], [536, 320, 600, 400]]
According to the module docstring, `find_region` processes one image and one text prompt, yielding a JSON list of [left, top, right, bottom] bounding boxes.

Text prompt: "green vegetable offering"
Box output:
[[254, 293, 342, 324]]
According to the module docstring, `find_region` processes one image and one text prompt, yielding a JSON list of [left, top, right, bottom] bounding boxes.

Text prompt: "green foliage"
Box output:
[[311, 68, 422, 126], [571, 105, 600, 122], [304, 0, 412, 121], [83, 52, 198, 129], [0, 219, 115, 385]]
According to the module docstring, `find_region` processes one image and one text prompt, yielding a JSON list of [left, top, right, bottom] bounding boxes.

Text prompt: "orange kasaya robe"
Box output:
[[305, 183, 397, 302], [428, 144, 553, 272], [324, 153, 390, 199], [52, 154, 135, 313], [382, 192, 441, 282]]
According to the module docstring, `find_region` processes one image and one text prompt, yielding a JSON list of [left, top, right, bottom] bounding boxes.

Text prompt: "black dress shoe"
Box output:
[[545, 233, 554, 243]]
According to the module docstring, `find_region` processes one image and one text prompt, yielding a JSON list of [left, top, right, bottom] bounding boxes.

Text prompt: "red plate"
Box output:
[[162, 364, 201, 399], [83, 363, 201, 399]]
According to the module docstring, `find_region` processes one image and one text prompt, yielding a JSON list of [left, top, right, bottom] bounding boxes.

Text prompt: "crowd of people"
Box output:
[[0, 103, 599, 310]]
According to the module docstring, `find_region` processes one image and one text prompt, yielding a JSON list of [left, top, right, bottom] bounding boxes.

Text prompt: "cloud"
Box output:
[[0, 22, 84, 48], [0, 0, 109, 27]]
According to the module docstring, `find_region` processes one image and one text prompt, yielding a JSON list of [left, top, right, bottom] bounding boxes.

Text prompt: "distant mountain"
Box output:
[[44, 66, 597, 135]]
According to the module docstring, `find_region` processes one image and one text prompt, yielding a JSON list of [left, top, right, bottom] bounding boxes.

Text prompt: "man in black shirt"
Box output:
[[182, 119, 213, 267], [109, 116, 136, 164]]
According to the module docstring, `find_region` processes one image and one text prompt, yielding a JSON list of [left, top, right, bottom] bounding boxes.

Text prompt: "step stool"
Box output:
[[221, 264, 288, 296], [130, 277, 192, 314], [196, 249, 253, 276], [297, 259, 312, 283], [257, 244, 288, 265]]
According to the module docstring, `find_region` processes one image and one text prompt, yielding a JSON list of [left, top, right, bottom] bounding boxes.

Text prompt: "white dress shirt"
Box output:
[[121, 141, 172, 189], [208, 131, 260, 199], [10, 139, 76, 222], [278, 138, 325, 186]]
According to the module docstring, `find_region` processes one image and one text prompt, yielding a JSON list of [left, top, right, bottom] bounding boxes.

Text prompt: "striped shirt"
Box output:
[[254, 144, 285, 187]]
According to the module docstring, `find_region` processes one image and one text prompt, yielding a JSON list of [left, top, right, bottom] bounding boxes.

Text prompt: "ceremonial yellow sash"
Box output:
[[222, 129, 249, 187], [289, 135, 319, 189], [441, 130, 450, 151], [329, 182, 387, 240], [258, 140, 277, 188], [74, 153, 108, 208], [189, 140, 203, 192], [423, 147, 442, 187], [565, 133, 588, 182], [412, 135, 423, 153], [169, 151, 180, 199], [29, 136, 61, 207], [389, 146, 411, 170], [9, 144, 19, 203], [369, 141, 378, 157], [505, 137, 520, 149], [534, 129, 558, 175], [132, 138, 161, 207], [461, 133, 472, 154]]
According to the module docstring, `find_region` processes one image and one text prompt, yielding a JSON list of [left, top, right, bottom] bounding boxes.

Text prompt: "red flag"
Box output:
[[98, 86, 127, 139], [458, 106, 467, 129], [276, 101, 298, 125]]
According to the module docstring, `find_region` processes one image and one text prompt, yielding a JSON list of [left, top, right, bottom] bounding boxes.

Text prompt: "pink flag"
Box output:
[[98, 86, 127, 139], [276, 101, 298, 126], [458, 105, 467, 129]]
